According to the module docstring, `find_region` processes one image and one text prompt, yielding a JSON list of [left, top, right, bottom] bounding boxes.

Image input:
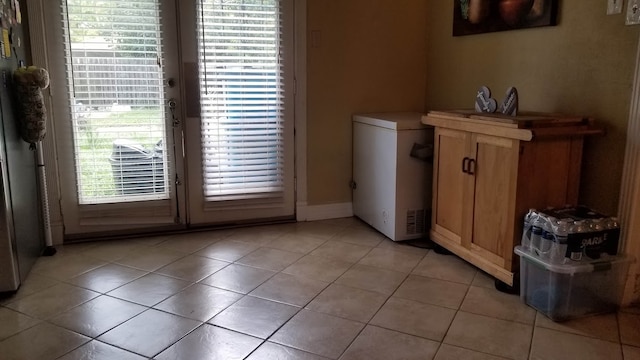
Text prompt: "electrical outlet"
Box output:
[[608, 0, 624, 15], [626, 0, 640, 25]]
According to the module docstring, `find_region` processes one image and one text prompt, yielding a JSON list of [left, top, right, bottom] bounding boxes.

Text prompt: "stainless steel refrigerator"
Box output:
[[0, 2, 44, 294]]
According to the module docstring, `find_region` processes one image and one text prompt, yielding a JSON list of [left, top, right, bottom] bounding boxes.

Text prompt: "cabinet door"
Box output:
[[469, 134, 519, 267], [432, 128, 469, 244]]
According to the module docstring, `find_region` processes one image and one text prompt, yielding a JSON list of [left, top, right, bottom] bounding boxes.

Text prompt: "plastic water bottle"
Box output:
[[584, 218, 605, 259], [521, 209, 537, 249], [607, 217, 620, 230], [604, 217, 621, 256], [539, 216, 556, 259], [568, 220, 589, 261], [550, 220, 570, 263], [530, 214, 546, 256], [590, 218, 604, 233]]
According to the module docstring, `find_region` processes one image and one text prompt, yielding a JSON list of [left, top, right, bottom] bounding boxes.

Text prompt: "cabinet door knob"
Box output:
[[462, 157, 470, 174], [468, 159, 476, 175]]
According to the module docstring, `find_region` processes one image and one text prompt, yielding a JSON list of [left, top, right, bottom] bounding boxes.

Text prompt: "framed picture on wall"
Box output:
[[453, 0, 558, 36]]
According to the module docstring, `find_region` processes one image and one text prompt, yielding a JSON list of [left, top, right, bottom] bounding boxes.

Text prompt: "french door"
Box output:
[[41, 0, 295, 236], [181, 0, 295, 225]]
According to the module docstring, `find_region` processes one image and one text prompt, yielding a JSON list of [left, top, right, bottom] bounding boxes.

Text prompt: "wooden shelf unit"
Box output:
[[422, 110, 602, 285]]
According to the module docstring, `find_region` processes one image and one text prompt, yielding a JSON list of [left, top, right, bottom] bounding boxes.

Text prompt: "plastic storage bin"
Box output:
[[515, 246, 632, 321]]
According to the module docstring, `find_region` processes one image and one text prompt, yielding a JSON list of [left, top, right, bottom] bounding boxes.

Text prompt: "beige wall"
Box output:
[[306, 0, 429, 205], [425, 1, 639, 215]]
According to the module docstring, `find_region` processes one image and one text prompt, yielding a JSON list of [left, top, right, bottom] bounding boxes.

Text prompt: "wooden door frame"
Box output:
[[620, 36, 640, 306], [26, 0, 64, 245], [27, 0, 184, 237], [294, 0, 308, 221]]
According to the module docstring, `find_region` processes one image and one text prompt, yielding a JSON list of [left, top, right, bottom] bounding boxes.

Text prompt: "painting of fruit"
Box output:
[[454, 0, 558, 36]]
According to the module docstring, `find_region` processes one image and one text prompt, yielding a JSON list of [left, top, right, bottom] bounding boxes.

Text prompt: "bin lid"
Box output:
[[514, 246, 634, 275], [110, 139, 154, 162], [353, 112, 426, 130]]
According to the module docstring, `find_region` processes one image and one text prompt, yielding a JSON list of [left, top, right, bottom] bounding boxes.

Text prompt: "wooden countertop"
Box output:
[[423, 110, 604, 141]]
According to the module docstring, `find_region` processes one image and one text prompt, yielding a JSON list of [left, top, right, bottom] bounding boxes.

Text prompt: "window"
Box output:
[[62, 0, 169, 204], [197, 0, 285, 201]]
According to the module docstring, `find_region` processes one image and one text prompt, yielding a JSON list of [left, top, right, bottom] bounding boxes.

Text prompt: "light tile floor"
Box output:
[[0, 217, 639, 360]]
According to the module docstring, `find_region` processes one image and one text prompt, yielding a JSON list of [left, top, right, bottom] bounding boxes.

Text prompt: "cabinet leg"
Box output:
[[433, 243, 453, 255], [404, 238, 435, 249], [494, 274, 520, 295]]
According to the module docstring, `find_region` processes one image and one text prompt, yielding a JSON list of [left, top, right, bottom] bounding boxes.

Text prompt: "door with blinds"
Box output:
[[42, 0, 185, 235], [41, 0, 294, 235], [181, 0, 295, 225]]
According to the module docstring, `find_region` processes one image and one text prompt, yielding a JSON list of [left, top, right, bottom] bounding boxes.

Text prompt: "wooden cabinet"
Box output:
[[423, 111, 601, 286]]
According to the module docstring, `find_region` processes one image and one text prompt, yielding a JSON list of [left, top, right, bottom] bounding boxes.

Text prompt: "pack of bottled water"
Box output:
[[521, 206, 620, 263]]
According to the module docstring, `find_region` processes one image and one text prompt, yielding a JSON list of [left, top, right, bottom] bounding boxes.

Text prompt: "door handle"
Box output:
[[468, 159, 476, 175], [461, 157, 469, 174], [167, 98, 180, 127]]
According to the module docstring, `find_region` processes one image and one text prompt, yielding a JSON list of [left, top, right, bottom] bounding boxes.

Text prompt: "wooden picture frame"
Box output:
[[453, 0, 558, 36]]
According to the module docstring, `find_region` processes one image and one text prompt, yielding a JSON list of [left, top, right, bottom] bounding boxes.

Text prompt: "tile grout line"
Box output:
[[333, 245, 428, 359], [431, 262, 534, 359], [247, 238, 489, 358], [241, 227, 349, 359], [4, 231, 444, 358], [50, 337, 92, 360], [242, 229, 397, 359], [615, 311, 626, 360], [527, 314, 538, 360], [432, 265, 474, 359], [15, 221, 631, 359], [140, 278, 258, 359], [617, 312, 626, 359], [51, 248, 249, 359], [0, 228, 247, 358], [4, 286, 102, 323], [307, 245, 380, 359], [215, 226, 347, 358]]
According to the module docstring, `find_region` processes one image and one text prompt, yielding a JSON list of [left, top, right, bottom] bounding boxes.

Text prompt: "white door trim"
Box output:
[[297, 202, 354, 222], [25, 0, 64, 245], [620, 35, 640, 306], [294, 0, 308, 221]]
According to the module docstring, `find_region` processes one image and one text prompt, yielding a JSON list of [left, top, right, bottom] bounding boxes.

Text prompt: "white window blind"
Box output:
[[197, 0, 284, 201], [62, 0, 170, 204]]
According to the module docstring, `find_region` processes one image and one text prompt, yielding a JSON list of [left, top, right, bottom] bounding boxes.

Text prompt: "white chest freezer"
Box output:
[[352, 112, 433, 241]]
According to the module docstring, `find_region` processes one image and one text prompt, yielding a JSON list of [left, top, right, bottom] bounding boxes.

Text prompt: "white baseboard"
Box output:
[[296, 202, 353, 222]]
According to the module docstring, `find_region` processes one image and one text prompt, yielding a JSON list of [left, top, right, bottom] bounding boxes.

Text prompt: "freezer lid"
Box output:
[[353, 112, 427, 130]]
